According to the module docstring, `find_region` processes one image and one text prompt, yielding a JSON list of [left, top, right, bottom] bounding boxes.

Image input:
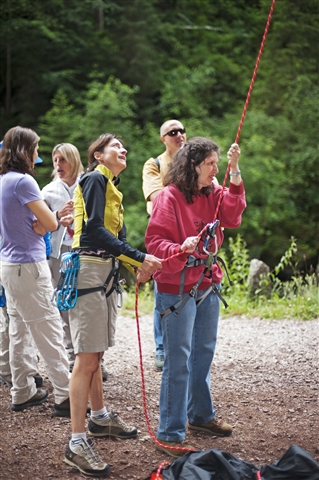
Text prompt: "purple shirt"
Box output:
[[0, 171, 46, 263]]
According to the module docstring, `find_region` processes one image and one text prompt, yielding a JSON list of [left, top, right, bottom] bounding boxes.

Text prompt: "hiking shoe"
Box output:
[[101, 364, 108, 382], [155, 438, 196, 458], [188, 417, 233, 437], [33, 373, 43, 388], [11, 389, 48, 411], [88, 411, 138, 438], [54, 397, 91, 417], [154, 354, 164, 370], [64, 437, 110, 477], [0, 373, 13, 388]]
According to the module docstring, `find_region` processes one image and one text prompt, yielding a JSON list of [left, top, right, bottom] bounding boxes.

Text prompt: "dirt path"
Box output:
[[0, 314, 318, 479]]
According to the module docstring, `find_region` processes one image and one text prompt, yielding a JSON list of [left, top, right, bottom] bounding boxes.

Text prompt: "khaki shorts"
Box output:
[[69, 257, 118, 354]]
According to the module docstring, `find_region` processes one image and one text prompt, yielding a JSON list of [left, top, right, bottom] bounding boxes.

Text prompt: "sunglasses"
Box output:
[[163, 128, 186, 137]]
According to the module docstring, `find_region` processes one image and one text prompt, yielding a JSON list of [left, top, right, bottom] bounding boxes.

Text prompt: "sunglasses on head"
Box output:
[[163, 128, 186, 137]]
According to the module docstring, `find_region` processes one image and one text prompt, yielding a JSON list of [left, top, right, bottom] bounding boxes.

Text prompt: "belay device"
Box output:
[[52, 252, 125, 311]]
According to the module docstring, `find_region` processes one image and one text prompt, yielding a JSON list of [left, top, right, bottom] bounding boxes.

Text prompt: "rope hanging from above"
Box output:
[[212, 0, 277, 224]]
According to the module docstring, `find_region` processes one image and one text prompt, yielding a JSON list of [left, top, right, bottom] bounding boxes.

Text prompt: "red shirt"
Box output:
[[145, 182, 246, 294]]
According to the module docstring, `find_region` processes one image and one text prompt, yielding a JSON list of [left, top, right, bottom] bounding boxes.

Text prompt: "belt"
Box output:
[[73, 249, 111, 260]]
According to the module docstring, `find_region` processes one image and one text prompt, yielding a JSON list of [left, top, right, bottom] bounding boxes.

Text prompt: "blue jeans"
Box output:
[[156, 287, 220, 441], [153, 281, 164, 356]]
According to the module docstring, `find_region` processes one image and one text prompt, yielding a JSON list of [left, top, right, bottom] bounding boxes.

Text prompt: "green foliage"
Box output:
[[121, 281, 154, 318], [218, 235, 250, 295], [219, 235, 318, 320], [1, 0, 318, 269]]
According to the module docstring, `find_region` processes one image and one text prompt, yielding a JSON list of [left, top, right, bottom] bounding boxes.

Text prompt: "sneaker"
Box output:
[[188, 417, 233, 437], [54, 397, 91, 417], [154, 354, 164, 370], [88, 411, 138, 439], [0, 373, 13, 388], [155, 438, 196, 458], [33, 373, 43, 388], [64, 437, 110, 477], [11, 389, 48, 411], [101, 364, 108, 382]]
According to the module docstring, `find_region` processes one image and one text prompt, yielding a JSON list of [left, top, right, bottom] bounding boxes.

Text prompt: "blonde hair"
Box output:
[[51, 143, 84, 181]]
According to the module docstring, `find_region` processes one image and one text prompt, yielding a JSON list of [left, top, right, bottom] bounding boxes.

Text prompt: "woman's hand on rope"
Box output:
[[180, 236, 200, 253], [137, 254, 163, 283], [136, 268, 151, 284], [227, 143, 242, 185]]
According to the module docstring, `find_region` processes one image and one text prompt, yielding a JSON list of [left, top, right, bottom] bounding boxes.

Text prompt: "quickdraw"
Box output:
[[52, 252, 80, 311], [203, 219, 220, 255]]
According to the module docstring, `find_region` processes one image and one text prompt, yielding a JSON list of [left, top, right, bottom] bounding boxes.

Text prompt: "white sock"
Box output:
[[91, 407, 109, 419], [71, 432, 87, 445]]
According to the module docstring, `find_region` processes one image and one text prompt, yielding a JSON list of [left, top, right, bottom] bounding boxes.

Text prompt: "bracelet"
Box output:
[[56, 211, 60, 221], [229, 170, 241, 176]]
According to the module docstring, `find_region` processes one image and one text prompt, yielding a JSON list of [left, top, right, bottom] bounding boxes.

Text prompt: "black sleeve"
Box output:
[[81, 172, 145, 263]]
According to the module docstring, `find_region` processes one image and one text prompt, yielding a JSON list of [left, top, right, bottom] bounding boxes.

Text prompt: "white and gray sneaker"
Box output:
[[88, 411, 138, 439], [64, 437, 110, 477]]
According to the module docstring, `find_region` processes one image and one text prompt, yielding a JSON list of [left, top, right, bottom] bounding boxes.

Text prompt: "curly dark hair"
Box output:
[[0, 126, 40, 175], [164, 137, 221, 204]]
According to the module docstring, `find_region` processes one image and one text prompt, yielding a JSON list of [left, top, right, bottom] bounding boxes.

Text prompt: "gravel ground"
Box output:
[[0, 313, 318, 479]]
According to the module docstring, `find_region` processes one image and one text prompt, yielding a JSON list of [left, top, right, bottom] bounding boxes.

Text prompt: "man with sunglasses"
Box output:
[[142, 119, 186, 370]]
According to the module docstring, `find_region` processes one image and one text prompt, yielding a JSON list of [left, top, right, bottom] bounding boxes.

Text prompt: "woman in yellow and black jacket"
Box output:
[[64, 133, 162, 478]]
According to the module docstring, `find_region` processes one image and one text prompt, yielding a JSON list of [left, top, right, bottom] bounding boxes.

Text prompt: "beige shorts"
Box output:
[[69, 257, 118, 354]]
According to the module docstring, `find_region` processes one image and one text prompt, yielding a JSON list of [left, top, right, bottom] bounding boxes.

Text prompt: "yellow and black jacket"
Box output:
[[73, 164, 145, 269]]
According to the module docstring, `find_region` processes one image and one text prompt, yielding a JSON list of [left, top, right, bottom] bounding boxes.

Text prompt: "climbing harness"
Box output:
[[52, 252, 124, 311], [160, 219, 233, 318]]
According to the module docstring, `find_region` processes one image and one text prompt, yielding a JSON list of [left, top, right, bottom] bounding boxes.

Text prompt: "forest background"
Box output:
[[0, 0, 318, 273]]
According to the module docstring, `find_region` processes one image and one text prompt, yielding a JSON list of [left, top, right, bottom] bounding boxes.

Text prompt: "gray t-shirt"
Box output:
[[0, 171, 45, 263]]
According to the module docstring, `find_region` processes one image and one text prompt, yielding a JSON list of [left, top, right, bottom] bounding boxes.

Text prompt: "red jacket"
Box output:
[[145, 182, 246, 294]]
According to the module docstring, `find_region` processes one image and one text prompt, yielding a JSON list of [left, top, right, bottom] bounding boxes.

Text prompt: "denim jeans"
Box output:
[[156, 286, 220, 441], [153, 281, 164, 356]]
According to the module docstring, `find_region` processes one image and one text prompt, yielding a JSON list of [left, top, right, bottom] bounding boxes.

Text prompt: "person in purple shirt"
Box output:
[[0, 139, 46, 389], [0, 126, 71, 416]]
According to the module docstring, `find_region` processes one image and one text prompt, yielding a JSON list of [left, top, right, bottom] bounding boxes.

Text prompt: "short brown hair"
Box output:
[[86, 134, 119, 173], [0, 126, 40, 175]]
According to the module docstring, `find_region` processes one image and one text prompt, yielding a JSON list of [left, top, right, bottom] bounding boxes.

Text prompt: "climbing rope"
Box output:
[[135, 0, 277, 471], [213, 0, 277, 223]]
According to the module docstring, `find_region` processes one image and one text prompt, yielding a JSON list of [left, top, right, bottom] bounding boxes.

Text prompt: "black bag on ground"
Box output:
[[145, 444, 319, 480]]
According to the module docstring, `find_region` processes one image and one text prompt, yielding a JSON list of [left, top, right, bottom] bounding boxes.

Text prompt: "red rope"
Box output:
[[213, 0, 277, 223], [134, 0, 277, 474], [135, 282, 195, 460]]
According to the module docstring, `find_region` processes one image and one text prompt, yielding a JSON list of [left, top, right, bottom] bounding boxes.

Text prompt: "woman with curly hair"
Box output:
[[145, 137, 246, 457]]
